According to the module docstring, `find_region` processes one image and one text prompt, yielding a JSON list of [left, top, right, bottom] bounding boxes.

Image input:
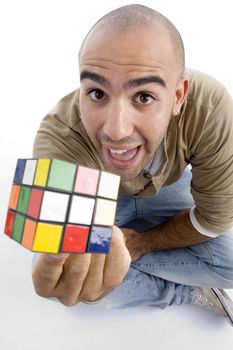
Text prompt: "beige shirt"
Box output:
[[33, 69, 233, 234]]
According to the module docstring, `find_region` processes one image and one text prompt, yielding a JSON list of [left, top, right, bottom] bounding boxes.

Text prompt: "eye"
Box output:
[[88, 89, 105, 101], [134, 92, 155, 104]]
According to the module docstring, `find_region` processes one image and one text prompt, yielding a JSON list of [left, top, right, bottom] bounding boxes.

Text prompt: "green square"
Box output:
[[12, 214, 25, 242], [17, 186, 31, 213], [47, 159, 76, 192]]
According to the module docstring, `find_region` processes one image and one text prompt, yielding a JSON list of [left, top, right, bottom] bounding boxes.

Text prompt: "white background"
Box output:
[[0, 1, 233, 349]]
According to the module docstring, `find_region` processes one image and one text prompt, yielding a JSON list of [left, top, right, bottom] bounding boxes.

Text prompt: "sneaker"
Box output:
[[192, 287, 233, 325]]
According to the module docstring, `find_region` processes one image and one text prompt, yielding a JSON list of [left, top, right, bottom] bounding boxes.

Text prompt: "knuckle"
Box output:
[[65, 264, 88, 281], [33, 283, 51, 298], [32, 274, 52, 298]]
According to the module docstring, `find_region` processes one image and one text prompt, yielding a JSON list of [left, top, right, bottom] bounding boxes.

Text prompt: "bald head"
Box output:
[[79, 4, 185, 73]]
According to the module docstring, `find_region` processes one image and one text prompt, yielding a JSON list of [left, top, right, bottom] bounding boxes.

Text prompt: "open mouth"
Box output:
[[103, 145, 142, 169]]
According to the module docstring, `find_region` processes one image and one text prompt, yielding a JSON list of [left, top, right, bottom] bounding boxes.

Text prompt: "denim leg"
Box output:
[[98, 168, 233, 309]]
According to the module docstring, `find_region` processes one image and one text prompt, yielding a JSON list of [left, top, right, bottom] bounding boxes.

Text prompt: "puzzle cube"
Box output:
[[4, 159, 121, 254]]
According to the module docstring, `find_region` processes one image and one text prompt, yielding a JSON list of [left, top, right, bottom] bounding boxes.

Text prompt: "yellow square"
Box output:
[[33, 222, 63, 253], [34, 159, 51, 187]]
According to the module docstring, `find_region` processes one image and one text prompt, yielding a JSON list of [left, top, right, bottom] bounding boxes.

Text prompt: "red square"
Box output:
[[4, 211, 15, 237], [27, 189, 44, 218], [62, 225, 89, 253]]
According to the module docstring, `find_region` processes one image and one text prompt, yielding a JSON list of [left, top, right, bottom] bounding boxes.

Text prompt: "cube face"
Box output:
[[22, 159, 37, 185], [47, 159, 76, 192], [97, 171, 120, 200], [39, 191, 69, 222], [93, 199, 117, 226], [13, 159, 27, 184], [27, 189, 44, 218], [8, 185, 21, 210], [87, 226, 112, 254], [74, 166, 99, 196], [17, 186, 31, 214], [4, 211, 15, 237], [21, 219, 37, 250], [12, 214, 25, 243], [33, 222, 63, 253], [61, 225, 89, 253], [4, 158, 120, 254], [34, 159, 51, 187], [69, 195, 95, 225]]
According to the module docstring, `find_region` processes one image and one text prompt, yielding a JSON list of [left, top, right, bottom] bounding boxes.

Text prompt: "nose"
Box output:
[[102, 99, 134, 141]]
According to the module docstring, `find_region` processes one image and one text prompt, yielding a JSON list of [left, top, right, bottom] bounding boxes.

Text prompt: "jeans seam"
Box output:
[[202, 241, 216, 266], [135, 197, 144, 217], [133, 261, 203, 269], [123, 278, 158, 291]]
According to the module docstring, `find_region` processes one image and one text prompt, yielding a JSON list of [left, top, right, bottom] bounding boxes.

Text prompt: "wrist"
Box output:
[[138, 229, 158, 255]]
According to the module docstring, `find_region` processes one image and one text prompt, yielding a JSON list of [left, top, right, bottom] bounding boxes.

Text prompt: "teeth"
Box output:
[[109, 149, 128, 154]]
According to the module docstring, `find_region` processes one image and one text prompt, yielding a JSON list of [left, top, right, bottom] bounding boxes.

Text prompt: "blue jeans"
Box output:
[[98, 168, 233, 309]]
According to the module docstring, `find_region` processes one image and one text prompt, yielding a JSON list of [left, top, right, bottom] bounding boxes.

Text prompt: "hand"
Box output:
[[121, 228, 145, 262], [32, 226, 131, 306]]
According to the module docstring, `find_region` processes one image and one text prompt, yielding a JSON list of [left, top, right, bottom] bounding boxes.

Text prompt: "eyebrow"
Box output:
[[80, 70, 166, 89], [80, 71, 110, 88], [125, 76, 166, 89]]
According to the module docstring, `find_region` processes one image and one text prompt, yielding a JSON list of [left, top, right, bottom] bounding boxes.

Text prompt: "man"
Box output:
[[32, 4, 233, 325]]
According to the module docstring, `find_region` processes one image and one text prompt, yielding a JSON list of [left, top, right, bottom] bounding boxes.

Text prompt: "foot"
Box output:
[[192, 287, 233, 326]]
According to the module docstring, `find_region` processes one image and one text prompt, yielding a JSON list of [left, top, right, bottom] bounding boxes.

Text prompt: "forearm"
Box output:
[[124, 210, 211, 259], [143, 210, 210, 252]]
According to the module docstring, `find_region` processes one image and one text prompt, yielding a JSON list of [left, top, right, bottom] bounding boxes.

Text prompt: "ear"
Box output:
[[171, 75, 189, 116]]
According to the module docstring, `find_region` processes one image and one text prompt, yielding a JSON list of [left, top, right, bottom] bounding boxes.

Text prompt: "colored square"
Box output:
[[33, 222, 63, 253], [17, 186, 31, 214], [4, 211, 15, 237], [22, 159, 37, 185], [27, 188, 44, 218], [21, 219, 37, 250], [97, 171, 120, 200], [13, 159, 27, 184], [74, 166, 99, 196], [68, 195, 95, 225], [12, 214, 25, 242], [87, 226, 112, 253], [34, 159, 51, 187], [47, 159, 76, 192], [62, 225, 89, 253], [93, 198, 117, 226], [40, 191, 69, 222], [8, 184, 21, 210]]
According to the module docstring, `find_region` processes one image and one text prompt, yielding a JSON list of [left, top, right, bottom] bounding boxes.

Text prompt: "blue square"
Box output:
[[87, 226, 112, 253], [13, 159, 27, 184]]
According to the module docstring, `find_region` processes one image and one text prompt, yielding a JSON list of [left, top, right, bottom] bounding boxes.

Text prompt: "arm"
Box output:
[[123, 210, 210, 261]]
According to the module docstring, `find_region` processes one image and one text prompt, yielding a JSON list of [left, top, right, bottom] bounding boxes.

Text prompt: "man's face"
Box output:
[[79, 26, 187, 181]]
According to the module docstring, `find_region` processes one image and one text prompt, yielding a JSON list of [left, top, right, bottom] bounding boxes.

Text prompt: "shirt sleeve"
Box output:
[[190, 87, 233, 233]]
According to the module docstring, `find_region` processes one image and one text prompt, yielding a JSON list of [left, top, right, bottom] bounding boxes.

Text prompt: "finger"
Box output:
[[55, 253, 91, 306], [79, 253, 106, 302], [103, 226, 131, 289], [32, 253, 69, 297]]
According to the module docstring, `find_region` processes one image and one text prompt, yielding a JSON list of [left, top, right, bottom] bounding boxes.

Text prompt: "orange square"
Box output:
[[8, 184, 21, 210], [21, 219, 37, 250]]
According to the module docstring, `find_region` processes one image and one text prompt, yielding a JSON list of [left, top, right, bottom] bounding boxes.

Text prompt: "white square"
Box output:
[[40, 191, 69, 222], [69, 195, 95, 225], [22, 159, 37, 185], [93, 198, 117, 226], [97, 171, 120, 200]]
